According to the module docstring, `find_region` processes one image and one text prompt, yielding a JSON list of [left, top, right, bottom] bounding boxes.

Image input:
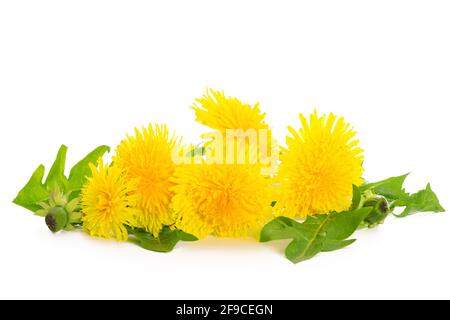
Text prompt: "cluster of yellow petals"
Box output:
[[171, 164, 273, 239], [193, 89, 269, 131], [81, 160, 139, 241], [80, 90, 364, 241], [276, 111, 364, 218], [113, 124, 180, 236]]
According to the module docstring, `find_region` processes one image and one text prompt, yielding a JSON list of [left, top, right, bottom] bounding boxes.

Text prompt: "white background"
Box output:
[[0, 1, 449, 299]]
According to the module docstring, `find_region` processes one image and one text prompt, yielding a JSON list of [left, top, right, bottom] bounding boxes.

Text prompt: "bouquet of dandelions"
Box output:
[[14, 89, 445, 263]]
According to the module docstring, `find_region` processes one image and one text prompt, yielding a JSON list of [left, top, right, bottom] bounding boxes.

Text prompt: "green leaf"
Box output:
[[360, 174, 409, 201], [395, 184, 445, 217], [128, 226, 198, 253], [351, 184, 361, 210], [67, 145, 110, 192], [361, 174, 444, 221], [13, 165, 48, 212], [259, 216, 304, 242], [187, 144, 206, 157], [260, 208, 371, 263], [45, 145, 68, 190], [14, 144, 109, 214], [177, 230, 198, 242], [322, 239, 356, 252]]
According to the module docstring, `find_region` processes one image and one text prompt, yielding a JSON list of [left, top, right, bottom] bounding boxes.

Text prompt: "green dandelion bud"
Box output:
[[363, 196, 390, 227], [36, 187, 82, 232], [45, 206, 69, 232]]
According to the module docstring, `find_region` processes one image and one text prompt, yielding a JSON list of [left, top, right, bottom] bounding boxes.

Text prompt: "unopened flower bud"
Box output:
[[45, 207, 68, 233], [363, 196, 390, 226]]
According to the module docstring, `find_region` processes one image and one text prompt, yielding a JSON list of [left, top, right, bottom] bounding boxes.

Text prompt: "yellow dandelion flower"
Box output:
[[277, 111, 364, 218], [193, 89, 277, 170], [113, 124, 180, 236], [171, 164, 273, 239], [194, 89, 268, 131], [80, 160, 139, 241]]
